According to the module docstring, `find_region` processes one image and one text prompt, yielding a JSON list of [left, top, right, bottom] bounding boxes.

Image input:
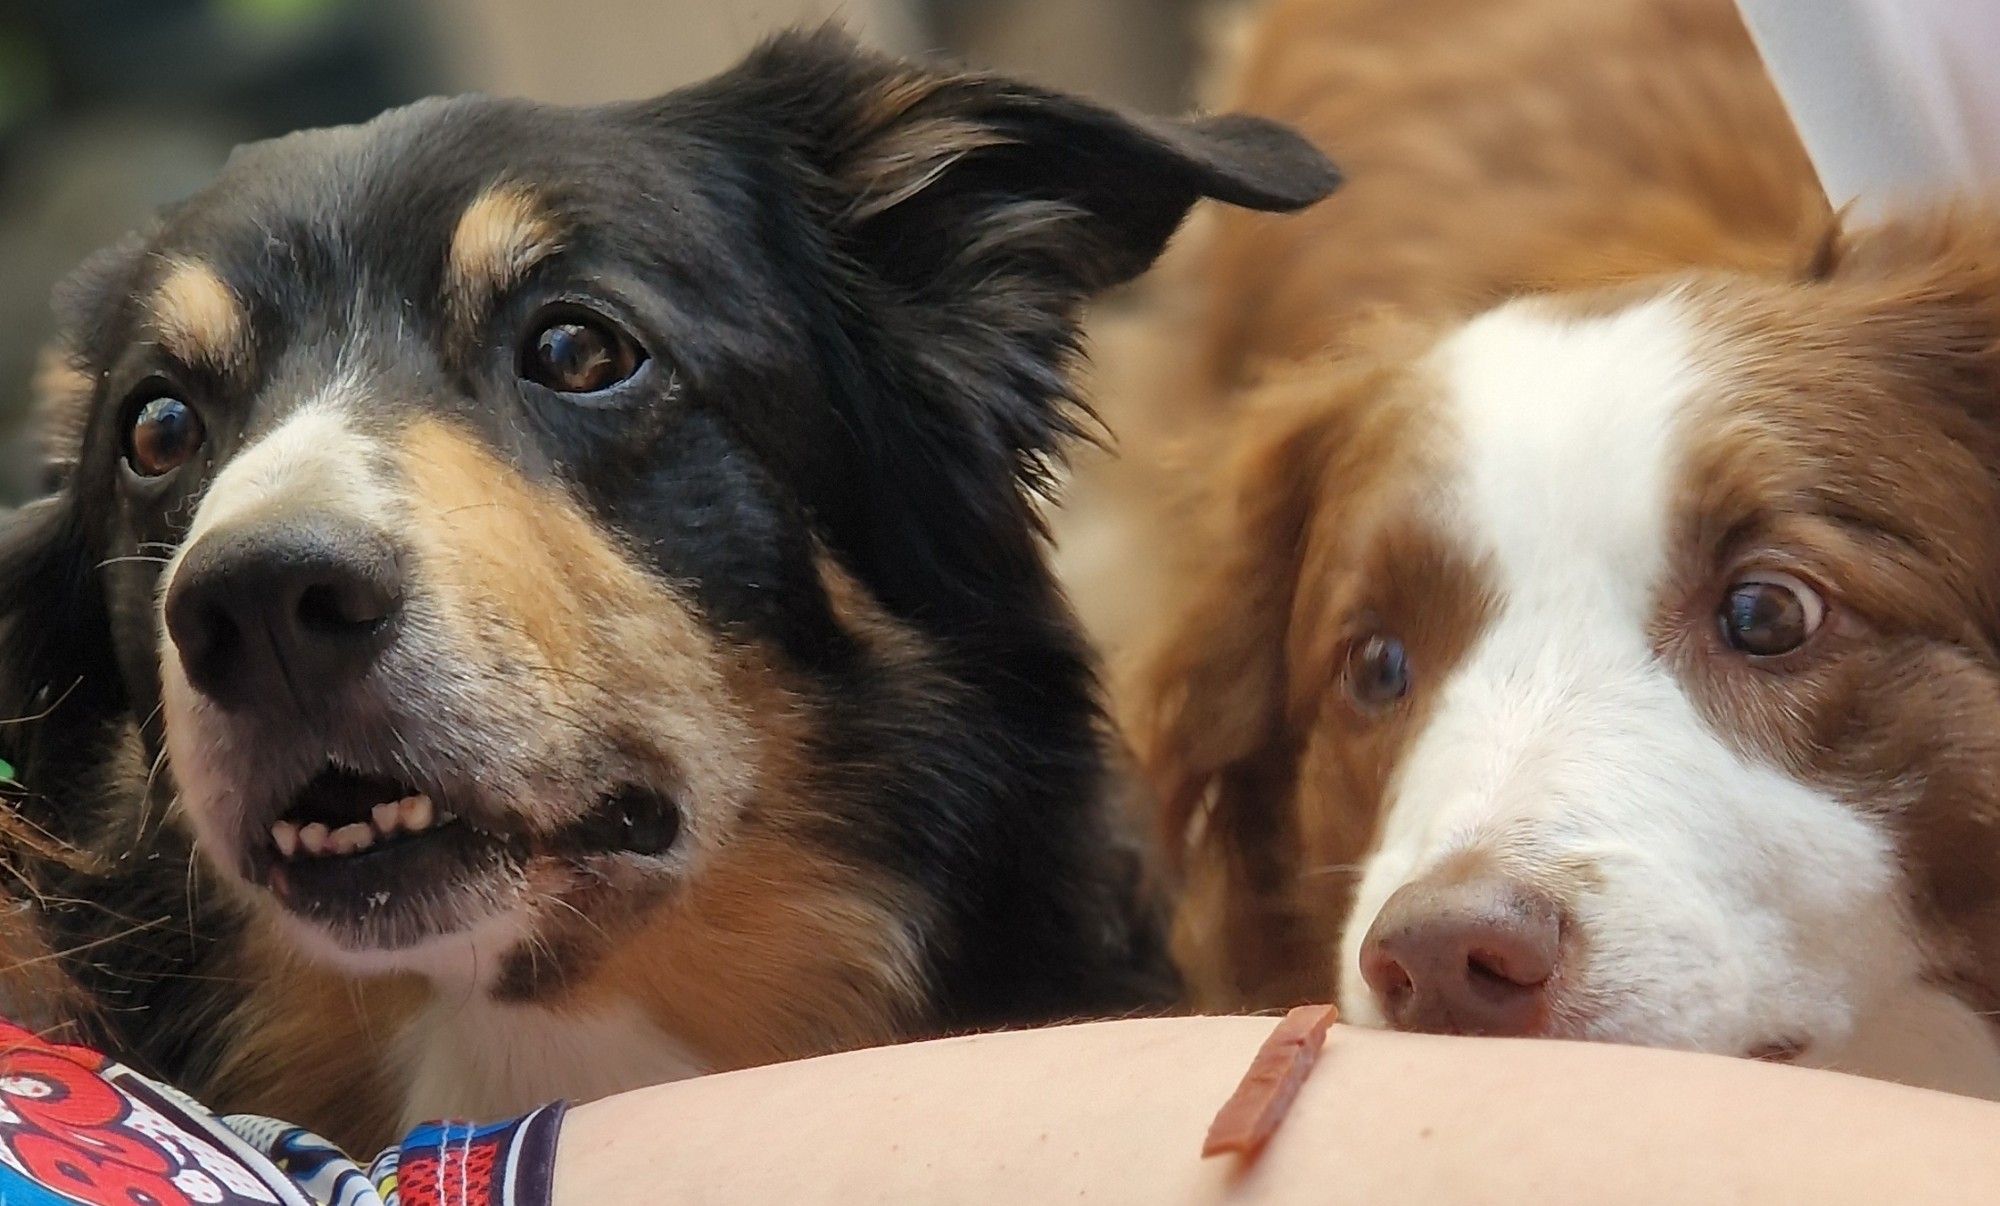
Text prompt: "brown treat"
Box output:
[[1202, 1004, 1339, 1160]]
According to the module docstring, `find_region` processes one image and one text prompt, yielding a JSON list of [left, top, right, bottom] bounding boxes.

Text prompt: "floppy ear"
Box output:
[[791, 41, 1342, 300], [0, 494, 121, 825], [30, 230, 150, 492], [1801, 207, 2000, 432], [1124, 391, 1337, 1006], [1, 237, 146, 828], [699, 28, 1342, 624]]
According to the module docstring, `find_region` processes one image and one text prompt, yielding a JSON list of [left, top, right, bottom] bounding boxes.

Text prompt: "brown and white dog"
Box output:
[[0, 30, 1336, 1150], [1110, 0, 2000, 1096]]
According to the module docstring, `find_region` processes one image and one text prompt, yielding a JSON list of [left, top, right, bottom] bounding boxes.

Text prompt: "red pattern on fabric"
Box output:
[[0, 1022, 191, 1205], [396, 1132, 505, 1206]]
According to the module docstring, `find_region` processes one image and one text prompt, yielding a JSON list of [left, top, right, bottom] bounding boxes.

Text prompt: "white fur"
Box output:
[[159, 399, 397, 878], [398, 996, 706, 1129], [1333, 297, 2000, 1094]]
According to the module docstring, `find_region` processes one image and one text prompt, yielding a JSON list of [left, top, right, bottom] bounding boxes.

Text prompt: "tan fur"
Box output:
[[443, 186, 563, 335], [31, 347, 94, 476], [395, 418, 761, 838], [835, 73, 1013, 222], [397, 423, 929, 1069], [574, 834, 927, 1069], [1089, 0, 1830, 1008], [205, 926, 421, 1154], [0, 896, 86, 1041], [147, 259, 249, 370]]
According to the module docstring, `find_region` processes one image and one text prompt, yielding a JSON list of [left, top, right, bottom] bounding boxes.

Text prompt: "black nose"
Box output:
[[165, 515, 403, 709]]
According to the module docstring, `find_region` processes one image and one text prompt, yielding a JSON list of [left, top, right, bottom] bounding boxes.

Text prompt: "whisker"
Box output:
[[7, 914, 177, 971], [0, 678, 83, 727], [1300, 863, 1364, 880]]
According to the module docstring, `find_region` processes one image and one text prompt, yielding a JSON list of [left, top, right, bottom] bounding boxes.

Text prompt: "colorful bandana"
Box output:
[[0, 1019, 564, 1206]]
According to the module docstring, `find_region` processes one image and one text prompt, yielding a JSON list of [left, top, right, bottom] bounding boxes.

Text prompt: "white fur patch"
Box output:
[[1333, 297, 2000, 1093], [399, 996, 707, 1129], [173, 395, 394, 550], [158, 398, 396, 876]]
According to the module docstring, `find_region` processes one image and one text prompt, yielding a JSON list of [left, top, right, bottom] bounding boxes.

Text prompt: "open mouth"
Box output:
[[1746, 1038, 1808, 1064], [249, 763, 683, 952], [255, 766, 518, 947], [269, 768, 460, 862]]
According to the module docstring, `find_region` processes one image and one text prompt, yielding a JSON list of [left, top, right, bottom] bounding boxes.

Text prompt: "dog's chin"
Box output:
[[208, 763, 685, 964]]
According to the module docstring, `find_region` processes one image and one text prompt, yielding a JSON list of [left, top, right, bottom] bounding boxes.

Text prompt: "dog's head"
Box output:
[[1, 30, 1336, 1007], [1139, 209, 2000, 1090]]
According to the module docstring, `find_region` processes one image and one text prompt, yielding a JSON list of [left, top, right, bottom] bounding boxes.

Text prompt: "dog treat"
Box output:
[[1202, 1004, 1339, 1160]]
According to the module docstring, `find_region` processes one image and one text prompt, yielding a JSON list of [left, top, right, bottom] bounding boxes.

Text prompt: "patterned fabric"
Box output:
[[0, 1019, 564, 1206]]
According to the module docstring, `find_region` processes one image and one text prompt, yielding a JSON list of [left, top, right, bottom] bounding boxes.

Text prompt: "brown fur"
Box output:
[[204, 928, 419, 1151], [1090, 0, 1837, 1009], [574, 836, 927, 1068], [1131, 353, 1499, 1004], [1658, 222, 2000, 1021]]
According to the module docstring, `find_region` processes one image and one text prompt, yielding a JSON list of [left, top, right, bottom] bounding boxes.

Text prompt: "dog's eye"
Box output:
[[125, 395, 206, 477], [520, 313, 647, 395], [1345, 633, 1411, 710], [1719, 572, 1825, 657]]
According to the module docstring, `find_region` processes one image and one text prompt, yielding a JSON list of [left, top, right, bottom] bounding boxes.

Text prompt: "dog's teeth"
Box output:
[[300, 823, 331, 857], [332, 822, 374, 855], [272, 822, 300, 860], [372, 801, 402, 835], [438, 810, 458, 826], [402, 794, 435, 833]]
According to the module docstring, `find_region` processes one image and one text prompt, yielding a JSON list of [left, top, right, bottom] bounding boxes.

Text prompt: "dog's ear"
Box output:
[[688, 29, 1341, 623], [1124, 384, 1338, 1007], [0, 494, 115, 803], [0, 237, 144, 814], [745, 28, 1342, 297], [33, 231, 150, 491]]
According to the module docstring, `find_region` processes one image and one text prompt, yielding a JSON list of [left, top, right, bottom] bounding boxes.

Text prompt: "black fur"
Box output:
[[0, 28, 1337, 1109]]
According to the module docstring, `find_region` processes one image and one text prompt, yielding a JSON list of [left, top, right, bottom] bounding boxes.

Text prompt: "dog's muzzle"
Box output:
[[164, 509, 404, 712]]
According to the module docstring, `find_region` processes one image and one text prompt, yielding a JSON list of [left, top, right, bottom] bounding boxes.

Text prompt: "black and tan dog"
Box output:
[[0, 30, 1336, 1149]]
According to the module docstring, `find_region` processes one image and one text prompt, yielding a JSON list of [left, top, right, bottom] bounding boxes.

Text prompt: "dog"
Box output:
[[1113, 0, 2000, 1097], [0, 28, 1338, 1150]]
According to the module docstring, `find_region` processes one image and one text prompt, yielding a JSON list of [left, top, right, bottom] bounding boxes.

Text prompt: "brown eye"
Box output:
[[1719, 572, 1826, 657], [125, 395, 205, 477], [520, 314, 646, 395], [1345, 633, 1411, 710]]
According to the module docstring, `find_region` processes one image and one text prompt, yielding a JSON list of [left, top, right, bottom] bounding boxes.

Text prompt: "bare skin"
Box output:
[[554, 1017, 2000, 1203]]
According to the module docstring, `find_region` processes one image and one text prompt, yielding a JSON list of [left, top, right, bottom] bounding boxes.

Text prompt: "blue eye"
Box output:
[[1345, 633, 1411, 710], [126, 395, 205, 477]]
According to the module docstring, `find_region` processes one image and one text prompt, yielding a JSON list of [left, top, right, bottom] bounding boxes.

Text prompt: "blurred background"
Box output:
[[0, 0, 1213, 504]]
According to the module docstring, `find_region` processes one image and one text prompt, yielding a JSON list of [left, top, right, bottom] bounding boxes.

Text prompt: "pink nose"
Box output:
[[1358, 875, 1563, 1037]]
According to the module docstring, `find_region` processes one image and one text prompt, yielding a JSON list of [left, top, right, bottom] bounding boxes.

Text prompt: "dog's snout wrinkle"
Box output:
[[1359, 872, 1564, 1037], [165, 512, 404, 710]]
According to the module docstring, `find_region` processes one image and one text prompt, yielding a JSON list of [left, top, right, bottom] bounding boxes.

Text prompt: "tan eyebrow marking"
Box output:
[[444, 184, 563, 334], [147, 258, 249, 370]]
